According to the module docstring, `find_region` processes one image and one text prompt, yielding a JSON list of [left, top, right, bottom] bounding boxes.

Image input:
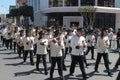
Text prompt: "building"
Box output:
[[27, 0, 120, 31], [16, 0, 28, 8], [9, 6, 16, 12], [0, 14, 6, 25]]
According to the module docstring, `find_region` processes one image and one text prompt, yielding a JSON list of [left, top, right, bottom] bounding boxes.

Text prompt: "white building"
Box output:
[[27, 0, 120, 31], [0, 14, 6, 25]]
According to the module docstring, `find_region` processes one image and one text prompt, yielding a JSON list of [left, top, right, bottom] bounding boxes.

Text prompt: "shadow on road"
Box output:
[[3, 56, 20, 60], [5, 61, 31, 66], [14, 67, 51, 77]]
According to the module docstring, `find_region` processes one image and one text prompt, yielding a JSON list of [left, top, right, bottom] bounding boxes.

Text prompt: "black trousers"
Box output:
[[2, 38, 6, 46], [24, 50, 34, 65], [5, 39, 13, 50], [36, 54, 47, 72], [18, 46, 24, 58], [109, 40, 112, 48], [70, 55, 86, 78], [116, 71, 120, 80], [65, 47, 72, 59], [33, 44, 37, 56], [50, 57, 63, 77], [95, 53, 110, 72], [47, 49, 51, 62], [86, 46, 94, 59], [62, 49, 66, 69], [117, 39, 120, 49], [115, 56, 120, 68], [1, 36, 3, 41], [13, 42, 17, 52]]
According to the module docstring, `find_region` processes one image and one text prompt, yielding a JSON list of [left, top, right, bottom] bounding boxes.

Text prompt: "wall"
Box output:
[[115, 0, 120, 8], [33, 0, 48, 26], [115, 13, 120, 32], [63, 16, 83, 28], [115, 0, 120, 32]]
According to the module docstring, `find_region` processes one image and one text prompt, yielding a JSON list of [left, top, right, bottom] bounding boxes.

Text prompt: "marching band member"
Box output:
[[86, 30, 96, 59], [1, 25, 7, 46], [17, 30, 25, 58], [13, 27, 19, 53], [45, 29, 53, 63], [49, 30, 65, 80], [35, 31, 48, 75], [60, 28, 67, 71], [5, 27, 13, 50], [64, 30, 73, 59], [69, 28, 87, 80], [34, 27, 41, 56], [94, 28, 113, 77], [23, 30, 34, 65]]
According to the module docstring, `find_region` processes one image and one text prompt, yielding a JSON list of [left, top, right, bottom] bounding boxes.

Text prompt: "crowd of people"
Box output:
[[0, 24, 120, 80]]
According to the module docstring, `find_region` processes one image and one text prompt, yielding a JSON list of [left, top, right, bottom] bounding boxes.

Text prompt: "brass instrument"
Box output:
[[8, 33, 12, 39], [18, 41, 24, 47]]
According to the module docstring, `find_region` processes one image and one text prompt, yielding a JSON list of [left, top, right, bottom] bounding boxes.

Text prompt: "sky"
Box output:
[[0, 0, 16, 14]]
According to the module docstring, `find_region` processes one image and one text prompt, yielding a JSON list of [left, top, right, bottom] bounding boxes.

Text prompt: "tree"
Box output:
[[19, 5, 34, 29], [19, 5, 34, 21], [10, 8, 20, 17], [6, 14, 11, 18], [78, 6, 97, 28]]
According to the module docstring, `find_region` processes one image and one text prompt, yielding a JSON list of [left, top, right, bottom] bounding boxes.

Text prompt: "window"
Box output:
[[34, 0, 37, 11], [49, 0, 63, 7], [98, 0, 114, 7], [38, 0, 40, 10], [81, 0, 95, 6], [64, 0, 78, 6], [0, 17, 1, 23]]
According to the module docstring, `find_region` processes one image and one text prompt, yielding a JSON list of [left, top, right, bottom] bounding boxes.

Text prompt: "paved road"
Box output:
[[0, 41, 119, 80]]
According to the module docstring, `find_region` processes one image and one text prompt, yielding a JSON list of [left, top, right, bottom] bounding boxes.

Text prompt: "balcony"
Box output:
[[41, 6, 120, 14]]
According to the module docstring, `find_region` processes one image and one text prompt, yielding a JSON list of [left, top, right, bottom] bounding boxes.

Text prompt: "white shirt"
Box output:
[[86, 34, 96, 46], [36, 38, 48, 55], [64, 35, 73, 47], [60, 33, 65, 49], [108, 32, 113, 40], [70, 35, 86, 56], [50, 42, 62, 57], [13, 32, 20, 42], [97, 36, 110, 53], [23, 36, 34, 50]]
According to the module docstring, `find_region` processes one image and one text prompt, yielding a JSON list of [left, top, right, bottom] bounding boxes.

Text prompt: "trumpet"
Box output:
[[18, 41, 24, 47]]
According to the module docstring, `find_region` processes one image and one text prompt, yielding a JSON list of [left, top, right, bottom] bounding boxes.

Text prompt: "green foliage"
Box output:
[[6, 14, 11, 18], [9, 5, 34, 21], [78, 6, 97, 12], [19, 5, 33, 17], [10, 8, 20, 17], [78, 6, 97, 27]]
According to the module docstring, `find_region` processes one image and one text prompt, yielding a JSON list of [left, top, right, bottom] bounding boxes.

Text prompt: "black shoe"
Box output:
[[60, 76, 65, 80], [108, 62, 112, 64], [113, 67, 118, 70], [63, 68, 67, 71], [108, 72, 113, 77], [45, 72, 48, 75], [91, 58, 95, 60], [36, 68, 39, 71], [31, 63, 34, 65], [50, 75, 53, 80], [83, 77, 87, 80], [94, 70, 99, 73], [69, 73, 74, 76], [86, 64, 89, 68]]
